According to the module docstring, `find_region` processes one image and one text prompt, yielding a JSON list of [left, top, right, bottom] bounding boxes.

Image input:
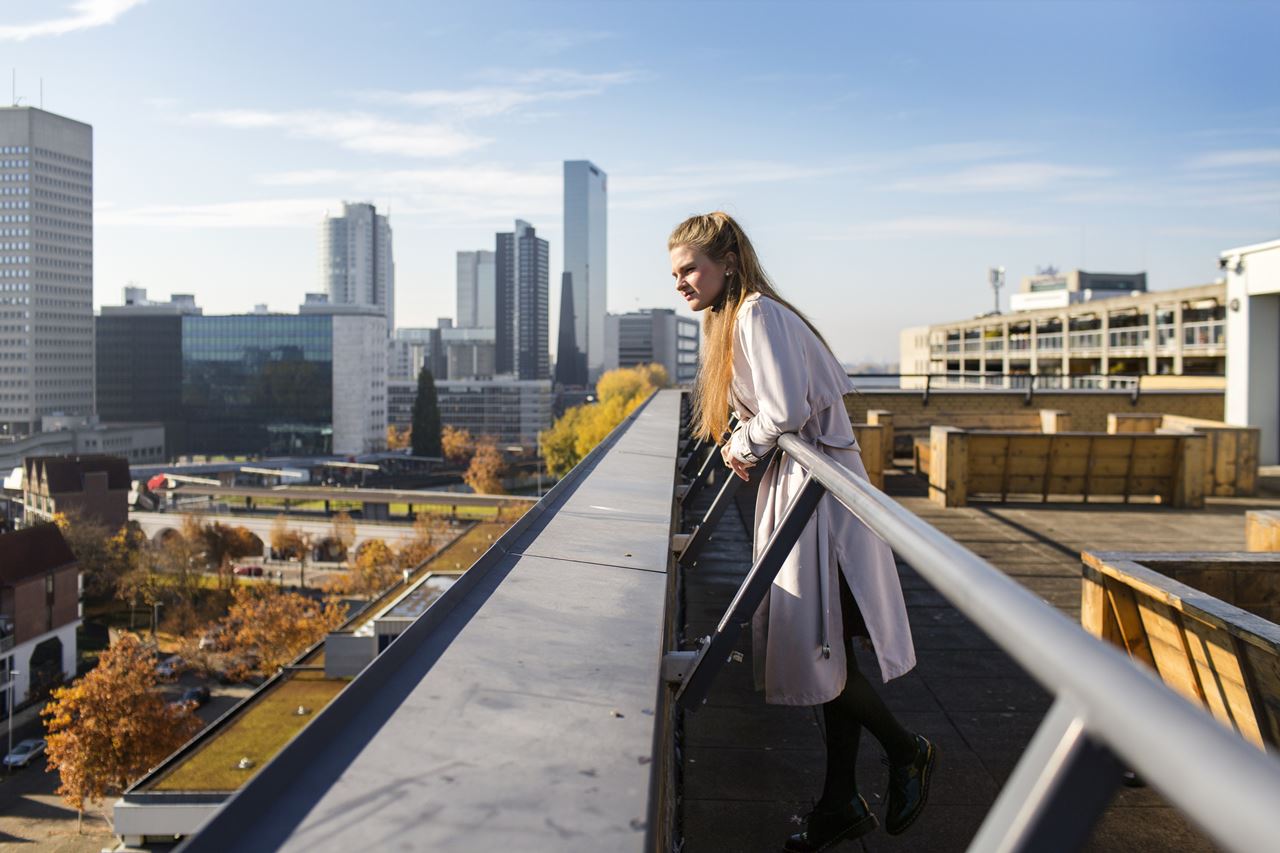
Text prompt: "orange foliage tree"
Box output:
[[540, 363, 669, 477], [441, 425, 473, 466], [386, 424, 411, 450], [328, 539, 400, 599], [463, 437, 506, 495], [41, 633, 202, 829], [225, 585, 346, 673]]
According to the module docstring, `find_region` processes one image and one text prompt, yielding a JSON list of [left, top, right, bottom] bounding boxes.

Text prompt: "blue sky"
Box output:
[[3, 0, 1278, 362]]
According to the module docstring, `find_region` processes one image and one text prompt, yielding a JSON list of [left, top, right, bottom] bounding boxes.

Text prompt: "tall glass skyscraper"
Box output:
[[495, 220, 549, 381], [0, 107, 94, 436], [455, 249, 496, 329], [321, 202, 395, 334], [563, 160, 607, 382]]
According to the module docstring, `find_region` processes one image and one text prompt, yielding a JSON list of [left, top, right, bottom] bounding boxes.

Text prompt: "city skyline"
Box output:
[[1, 1, 1277, 362]]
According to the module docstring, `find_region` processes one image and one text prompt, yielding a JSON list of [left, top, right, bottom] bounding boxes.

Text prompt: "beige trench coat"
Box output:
[[727, 293, 916, 705]]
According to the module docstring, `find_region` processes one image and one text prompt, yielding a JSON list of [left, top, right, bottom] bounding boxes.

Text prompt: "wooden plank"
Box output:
[[1104, 579, 1158, 671], [1180, 614, 1267, 748], [1239, 643, 1280, 750], [1135, 595, 1207, 705], [1122, 436, 1137, 504], [1081, 566, 1122, 647]]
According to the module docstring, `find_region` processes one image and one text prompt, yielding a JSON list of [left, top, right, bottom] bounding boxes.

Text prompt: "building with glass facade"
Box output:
[[95, 297, 386, 458], [563, 161, 607, 382], [604, 308, 700, 386]]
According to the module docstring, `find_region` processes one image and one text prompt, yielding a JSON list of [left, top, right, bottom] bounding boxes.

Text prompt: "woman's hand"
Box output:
[[720, 442, 756, 481]]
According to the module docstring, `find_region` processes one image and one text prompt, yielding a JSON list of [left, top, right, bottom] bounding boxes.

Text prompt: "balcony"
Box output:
[[154, 389, 1277, 853], [1183, 320, 1225, 352]]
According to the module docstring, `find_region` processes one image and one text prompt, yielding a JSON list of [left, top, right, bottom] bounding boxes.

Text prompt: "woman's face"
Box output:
[[671, 245, 731, 312]]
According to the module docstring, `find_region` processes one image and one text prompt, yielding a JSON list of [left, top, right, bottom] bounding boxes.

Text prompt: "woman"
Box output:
[[670, 212, 936, 851]]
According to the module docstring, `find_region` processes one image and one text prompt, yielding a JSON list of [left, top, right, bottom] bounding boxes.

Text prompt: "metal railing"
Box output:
[[668, 433, 1280, 853]]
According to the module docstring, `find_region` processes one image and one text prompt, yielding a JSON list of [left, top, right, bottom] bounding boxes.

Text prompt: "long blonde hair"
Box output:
[[669, 211, 833, 443]]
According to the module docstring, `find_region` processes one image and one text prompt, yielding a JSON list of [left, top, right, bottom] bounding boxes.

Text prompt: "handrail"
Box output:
[[772, 432, 1280, 853]]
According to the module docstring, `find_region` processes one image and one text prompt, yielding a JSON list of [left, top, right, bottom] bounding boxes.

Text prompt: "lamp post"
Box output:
[[5, 668, 20, 775]]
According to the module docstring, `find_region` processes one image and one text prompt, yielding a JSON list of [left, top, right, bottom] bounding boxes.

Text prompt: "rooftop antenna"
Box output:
[[988, 266, 1005, 314]]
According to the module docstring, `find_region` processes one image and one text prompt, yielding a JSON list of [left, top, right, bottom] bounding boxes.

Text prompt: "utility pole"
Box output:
[[989, 267, 1006, 314]]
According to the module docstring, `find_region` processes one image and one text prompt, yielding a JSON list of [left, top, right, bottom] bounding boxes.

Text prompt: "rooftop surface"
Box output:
[[679, 467, 1280, 851]]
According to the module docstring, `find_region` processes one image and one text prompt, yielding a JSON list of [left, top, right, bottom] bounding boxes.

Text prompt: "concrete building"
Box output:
[[456, 250, 496, 329], [389, 376, 553, 448], [563, 160, 607, 381], [1223, 237, 1280, 464], [1010, 268, 1147, 312], [0, 418, 164, 472], [0, 107, 94, 437], [321, 202, 394, 334], [21, 453, 130, 529], [900, 277, 1225, 390], [604, 308, 700, 385], [443, 327, 496, 380], [495, 220, 549, 381], [95, 293, 386, 457], [0, 523, 80, 716]]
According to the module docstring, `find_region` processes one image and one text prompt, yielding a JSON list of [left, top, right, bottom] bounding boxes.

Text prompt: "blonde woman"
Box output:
[[670, 212, 936, 851]]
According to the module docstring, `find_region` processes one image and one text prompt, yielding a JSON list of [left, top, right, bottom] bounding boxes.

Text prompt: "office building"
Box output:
[[563, 160, 607, 381], [604, 308, 700, 385], [437, 377, 552, 448], [0, 107, 94, 437], [389, 327, 444, 381], [554, 271, 587, 386], [321, 202, 395, 334], [0, 524, 80, 716], [495, 220, 549, 381], [1010, 268, 1147, 312], [443, 327, 496, 380], [95, 294, 387, 457], [900, 273, 1225, 391], [456, 250, 496, 329], [0, 419, 164, 472]]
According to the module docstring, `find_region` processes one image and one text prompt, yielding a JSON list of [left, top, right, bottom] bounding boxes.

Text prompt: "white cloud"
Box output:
[[360, 69, 642, 119], [190, 109, 487, 159], [97, 197, 342, 229], [890, 162, 1111, 193], [0, 0, 146, 41], [1185, 148, 1280, 169], [826, 216, 1060, 239]]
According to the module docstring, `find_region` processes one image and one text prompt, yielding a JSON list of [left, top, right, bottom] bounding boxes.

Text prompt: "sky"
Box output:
[[2, 0, 1278, 364]]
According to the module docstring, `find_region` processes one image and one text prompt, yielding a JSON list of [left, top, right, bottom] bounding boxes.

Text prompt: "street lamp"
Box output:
[[5, 668, 20, 774]]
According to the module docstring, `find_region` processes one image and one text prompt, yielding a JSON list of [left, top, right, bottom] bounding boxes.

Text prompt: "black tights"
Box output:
[[817, 569, 917, 809]]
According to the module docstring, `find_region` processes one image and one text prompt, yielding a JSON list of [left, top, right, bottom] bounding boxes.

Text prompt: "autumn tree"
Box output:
[[396, 514, 439, 569], [539, 364, 669, 477], [386, 424, 411, 451], [331, 512, 356, 563], [441, 425, 473, 466], [410, 366, 442, 457], [464, 437, 506, 495], [225, 585, 346, 673], [200, 523, 261, 589], [270, 515, 304, 560], [42, 633, 202, 830], [327, 540, 399, 599], [53, 510, 143, 602]]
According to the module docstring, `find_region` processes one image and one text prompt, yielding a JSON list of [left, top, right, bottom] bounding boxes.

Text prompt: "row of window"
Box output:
[[1, 159, 29, 168], [1, 257, 30, 264], [0, 228, 28, 237], [0, 173, 28, 182], [1, 146, 29, 155], [34, 147, 90, 169], [1, 215, 30, 223], [1, 201, 30, 209]]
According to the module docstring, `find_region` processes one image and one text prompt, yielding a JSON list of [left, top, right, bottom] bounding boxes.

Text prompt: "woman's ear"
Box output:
[[724, 251, 738, 276]]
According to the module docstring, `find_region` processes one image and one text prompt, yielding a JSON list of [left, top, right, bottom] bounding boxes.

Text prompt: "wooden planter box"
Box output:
[[1107, 413, 1260, 496], [1081, 551, 1280, 752]]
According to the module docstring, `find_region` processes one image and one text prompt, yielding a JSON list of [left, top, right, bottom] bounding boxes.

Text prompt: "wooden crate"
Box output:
[[1247, 511, 1280, 552], [1082, 551, 1280, 753], [850, 423, 884, 490], [928, 426, 1205, 508]]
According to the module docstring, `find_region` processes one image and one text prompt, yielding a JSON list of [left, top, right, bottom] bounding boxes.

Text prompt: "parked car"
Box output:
[[198, 626, 228, 651], [171, 685, 211, 709], [155, 654, 184, 679], [3, 738, 46, 768], [233, 563, 264, 577]]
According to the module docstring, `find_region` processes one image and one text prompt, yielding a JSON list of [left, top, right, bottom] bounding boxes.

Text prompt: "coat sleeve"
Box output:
[[728, 300, 811, 462]]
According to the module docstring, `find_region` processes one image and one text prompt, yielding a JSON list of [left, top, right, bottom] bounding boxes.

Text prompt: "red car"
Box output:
[[232, 564, 264, 577]]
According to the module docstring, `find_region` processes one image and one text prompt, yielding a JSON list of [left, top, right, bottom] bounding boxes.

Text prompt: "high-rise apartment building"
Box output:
[[604, 308, 700, 385], [0, 107, 94, 436], [321, 202, 394, 334], [456, 250, 496, 329], [495, 220, 549, 381], [563, 160, 607, 381]]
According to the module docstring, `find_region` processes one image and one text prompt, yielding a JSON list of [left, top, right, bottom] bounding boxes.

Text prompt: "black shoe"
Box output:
[[883, 734, 936, 835], [783, 794, 878, 852]]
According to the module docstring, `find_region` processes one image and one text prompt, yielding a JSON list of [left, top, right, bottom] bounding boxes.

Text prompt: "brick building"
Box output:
[[21, 454, 130, 530], [0, 524, 80, 714]]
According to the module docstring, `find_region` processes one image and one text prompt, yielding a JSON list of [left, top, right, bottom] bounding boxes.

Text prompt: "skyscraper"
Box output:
[[563, 160, 607, 381], [456, 249, 496, 329], [0, 107, 94, 437], [554, 271, 586, 386], [495, 220, 549, 381], [321, 202, 395, 333]]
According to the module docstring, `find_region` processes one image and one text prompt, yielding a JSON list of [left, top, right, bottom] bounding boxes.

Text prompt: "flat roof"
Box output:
[[161, 484, 535, 507]]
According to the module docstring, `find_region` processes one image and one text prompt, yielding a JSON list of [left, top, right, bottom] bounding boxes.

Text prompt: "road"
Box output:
[[0, 674, 255, 851]]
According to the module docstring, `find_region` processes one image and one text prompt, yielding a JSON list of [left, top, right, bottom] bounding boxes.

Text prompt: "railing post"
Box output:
[[677, 465, 744, 566], [967, 699, 1122, 853], [675, 475, 827, 709]]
